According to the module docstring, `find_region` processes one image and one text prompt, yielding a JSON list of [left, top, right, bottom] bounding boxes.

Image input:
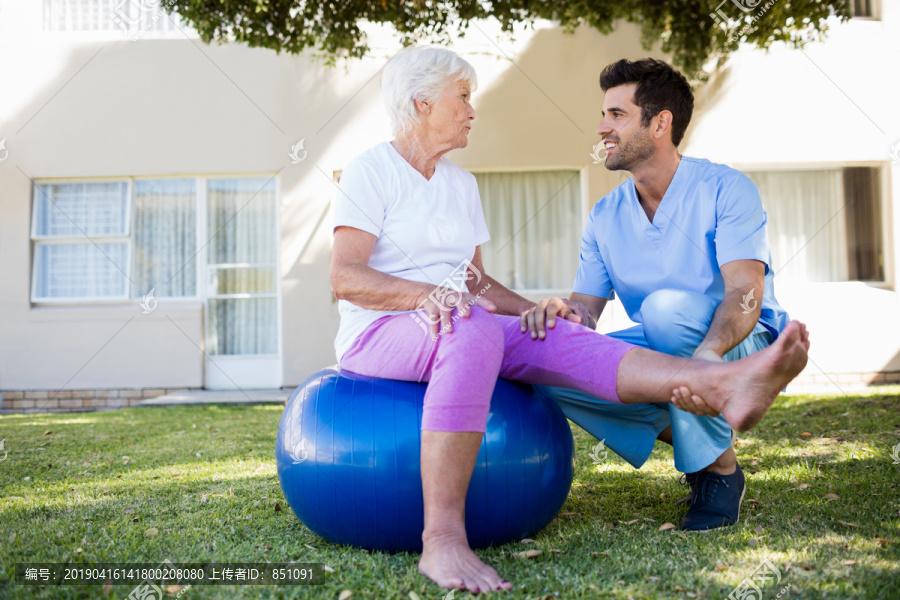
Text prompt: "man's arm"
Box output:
[[693, 259, 765, 359], [519, 292, 607, 339]]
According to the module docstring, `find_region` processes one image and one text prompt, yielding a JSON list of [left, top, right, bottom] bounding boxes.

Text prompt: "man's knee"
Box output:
[[640, 289, 718, 356]]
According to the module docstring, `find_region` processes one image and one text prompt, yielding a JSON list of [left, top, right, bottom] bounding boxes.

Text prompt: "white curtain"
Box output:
[[205, 178, 278, 356], [746, 169, 848, 283], [133, 178, 196, 298], [474, 170, 582, 290]]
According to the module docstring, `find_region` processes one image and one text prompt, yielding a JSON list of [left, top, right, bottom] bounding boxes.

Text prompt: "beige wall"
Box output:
[[1, 2, 898, 392]]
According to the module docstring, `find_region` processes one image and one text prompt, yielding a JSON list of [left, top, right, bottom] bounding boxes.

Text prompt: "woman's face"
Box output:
[[425, 79, 475, 150]]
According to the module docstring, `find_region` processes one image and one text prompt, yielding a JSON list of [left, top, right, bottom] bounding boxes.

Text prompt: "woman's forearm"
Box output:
[[476, 274, 535, 316], [332, 264, 434, 312]]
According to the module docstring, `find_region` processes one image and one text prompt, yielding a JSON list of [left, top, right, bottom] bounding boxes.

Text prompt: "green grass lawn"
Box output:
[[2, 387, 899, 599]]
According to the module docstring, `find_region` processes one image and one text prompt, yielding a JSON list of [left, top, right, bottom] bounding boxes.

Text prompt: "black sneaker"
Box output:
[[675, 471, 700, 507], [680, 464, 745, 531]]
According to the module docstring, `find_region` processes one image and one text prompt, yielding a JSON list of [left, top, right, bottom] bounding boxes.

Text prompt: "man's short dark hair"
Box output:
[[599, 59, 694, 147]]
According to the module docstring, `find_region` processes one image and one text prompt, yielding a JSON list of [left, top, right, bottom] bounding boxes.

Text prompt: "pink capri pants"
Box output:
[[340, 306, 636, 432]]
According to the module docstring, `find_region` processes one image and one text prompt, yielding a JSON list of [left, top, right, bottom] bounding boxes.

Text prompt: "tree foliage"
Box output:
[[166, 0, 850, 78]]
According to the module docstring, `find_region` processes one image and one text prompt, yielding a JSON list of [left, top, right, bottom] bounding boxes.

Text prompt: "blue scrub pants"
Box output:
[[541, 289, 774, 474]]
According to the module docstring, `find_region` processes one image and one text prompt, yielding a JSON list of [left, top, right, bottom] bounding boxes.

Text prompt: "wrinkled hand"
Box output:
[[520, 297, 591, 340], [419, 287, 496, 340]]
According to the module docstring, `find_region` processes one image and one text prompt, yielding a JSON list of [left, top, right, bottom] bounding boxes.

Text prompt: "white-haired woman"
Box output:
[[330, 46, 808, 593]]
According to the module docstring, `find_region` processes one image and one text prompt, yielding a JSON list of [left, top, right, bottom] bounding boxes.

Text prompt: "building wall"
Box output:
[[1, 1, 898, 396]]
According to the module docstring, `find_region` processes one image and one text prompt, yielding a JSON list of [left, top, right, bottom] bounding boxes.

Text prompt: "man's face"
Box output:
[[596, 83, 655, 172]]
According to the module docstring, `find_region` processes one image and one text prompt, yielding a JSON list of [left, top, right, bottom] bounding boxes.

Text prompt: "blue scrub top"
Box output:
[[573, 156, 789, 339]]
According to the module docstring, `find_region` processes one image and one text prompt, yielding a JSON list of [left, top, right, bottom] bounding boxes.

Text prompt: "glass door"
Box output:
[[203, 177, 281, 389]]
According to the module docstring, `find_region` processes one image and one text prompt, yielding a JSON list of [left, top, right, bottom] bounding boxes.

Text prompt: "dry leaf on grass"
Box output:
[[714, 565, 730, 572], [748, 538, 759, 547], [622, 519, 639, 525], [123, 508, 134, 514], [516, 549, 542, 559], [874, 537, 894, 545], [102, 580, 112, 595], [658, 522, 676, 531], [823, 493, 840, 501], [409, 592, 422, 600], [842, 560, 859, 566], [144, 528, 158, 537], [800, 432, 812, 437], [836, 520, 859, 528], [520, 538, 534, 543], [44, 431, 53, 436], [797, 483, 812, 490], [165, 585, 185, 593], [754, 525, 765, 534], [338, 591, 352, 600], [322, 565, 336, 573], [274, 503, 282, 512]]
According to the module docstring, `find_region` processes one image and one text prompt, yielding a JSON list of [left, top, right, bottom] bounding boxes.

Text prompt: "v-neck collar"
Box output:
[[631, 157, 689, 247], [387, 141, 442, 184]]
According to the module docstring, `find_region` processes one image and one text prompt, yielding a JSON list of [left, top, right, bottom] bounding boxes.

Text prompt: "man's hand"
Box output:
[[520, 297, 590, 340]]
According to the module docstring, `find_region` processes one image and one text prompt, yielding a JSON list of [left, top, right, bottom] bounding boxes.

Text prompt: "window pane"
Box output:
[[34, 181, 128, 237], [133, 179, 196, 297], [746, 168, 885, 283], [843, 167, 884, 281], [474, 171, 581, 290], [206, 298, 277, 356], [209, 267, 276, 295], [33, 242, 129, 299], [206, 178, 277, 265]]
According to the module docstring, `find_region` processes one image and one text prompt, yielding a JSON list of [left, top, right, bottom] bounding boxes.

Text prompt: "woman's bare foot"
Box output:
[[419, 528, 512, 593], [677, 320, 809, 432]]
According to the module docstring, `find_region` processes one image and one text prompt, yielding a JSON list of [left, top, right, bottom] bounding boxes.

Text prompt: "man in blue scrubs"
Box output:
[[522, 58, 790, 531]]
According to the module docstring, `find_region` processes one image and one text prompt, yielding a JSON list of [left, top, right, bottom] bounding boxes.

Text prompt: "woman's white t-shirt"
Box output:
[[332, 142, 491, 362]]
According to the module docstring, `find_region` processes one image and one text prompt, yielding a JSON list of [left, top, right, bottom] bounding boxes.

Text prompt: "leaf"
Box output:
[[258, 545, 273, 550], [44, 431, 53, 435], [714, 565, 730, 572], [123, 508, 135, 514], [338, 591, 352, 600], [874, 537, 894, 545], [165, 585, 184, 593], [842, 560, 859, 566], [274, 503, 282, 512], [516, 549, 542, 559], [322, 565, 336, 573], [836, 520, 859, 528], [130, 518, 139, 523], [548, 548, 563, 553], [520, 538, 535, 543], [797, 483, 812, 490], [102, 579, 112, 595], [409, 592, 422, 600], [144, 527, 158, 537], [748, 538, 759, 547], [659, 522, 677, 531], [754, 525, 764, 534], [823, 493, 840, 501], [622, 519, 639, 525], [800, 432, 812, 437]]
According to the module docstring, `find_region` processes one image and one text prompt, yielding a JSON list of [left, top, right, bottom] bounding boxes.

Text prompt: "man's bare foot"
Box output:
[[676, 320, 809, 432], [419, 529, 512, 593]]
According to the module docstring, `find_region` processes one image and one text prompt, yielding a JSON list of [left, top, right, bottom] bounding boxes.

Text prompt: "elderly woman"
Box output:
[[331, 46, 808, 593]]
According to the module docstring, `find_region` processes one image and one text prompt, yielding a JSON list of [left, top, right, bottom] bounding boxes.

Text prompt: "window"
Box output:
[[746, 167, 886, 283], [32, 178, 198, 302], [473, 170, 582, 291], [851, 0, 878, 18], [43, 0, 190, 34]]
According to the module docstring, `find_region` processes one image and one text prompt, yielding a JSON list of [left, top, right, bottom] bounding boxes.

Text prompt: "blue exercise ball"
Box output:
[[276, 367, 575, 552]]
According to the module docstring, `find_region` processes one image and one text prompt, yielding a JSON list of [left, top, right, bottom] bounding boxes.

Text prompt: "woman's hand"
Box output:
[[420, 287, 496, 340], [520, 297, 591, 340]]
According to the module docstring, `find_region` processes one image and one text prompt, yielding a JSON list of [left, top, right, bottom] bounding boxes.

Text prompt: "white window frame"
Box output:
[[467, 165, 588, 296], [30, 178, 134, 304], [737, 161, 894, 290], [30, 175, 209, 304]]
